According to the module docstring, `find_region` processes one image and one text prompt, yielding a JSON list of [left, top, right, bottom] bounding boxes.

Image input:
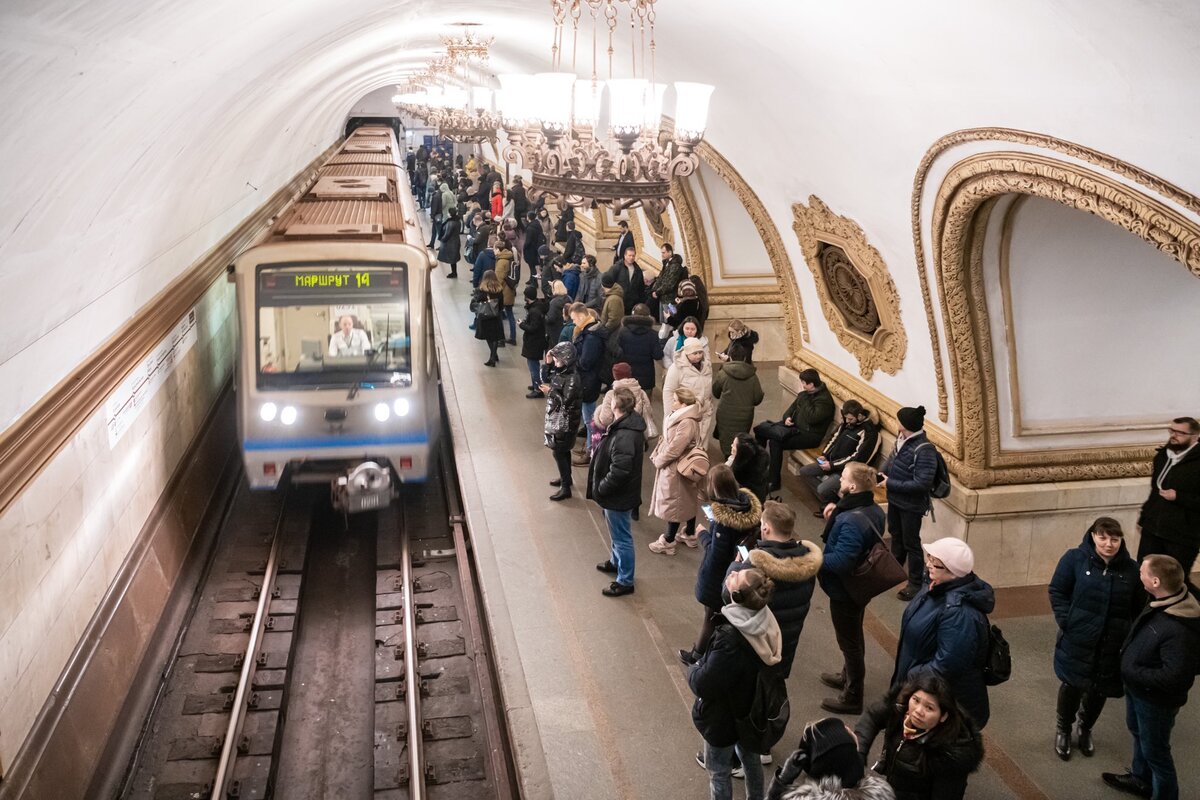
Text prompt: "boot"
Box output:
[[1074, 721, 1094, 757], [549, 487, 572, 501], [571, 449, 591, 467], [1055, 727, 1071, 761], [1055, 683, 1076, 761], [820, 693, 862, 715], [820, 672, 846, 691], [1075, 690, 1103, 757]]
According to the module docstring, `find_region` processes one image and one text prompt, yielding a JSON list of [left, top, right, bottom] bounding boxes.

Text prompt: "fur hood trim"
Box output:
[[781, 773, 895, 800], [749, 540, 823, 583], [711, 489, 762, 530]]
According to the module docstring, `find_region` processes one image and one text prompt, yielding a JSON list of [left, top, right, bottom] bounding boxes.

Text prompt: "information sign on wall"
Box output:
[[105, 308, 199, 448]]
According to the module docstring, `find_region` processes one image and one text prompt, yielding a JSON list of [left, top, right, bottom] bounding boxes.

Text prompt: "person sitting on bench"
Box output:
[[753, 368, 835, 493]]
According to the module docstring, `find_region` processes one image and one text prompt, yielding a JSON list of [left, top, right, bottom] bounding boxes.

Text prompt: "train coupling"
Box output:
[[333, 461, 394, 513]]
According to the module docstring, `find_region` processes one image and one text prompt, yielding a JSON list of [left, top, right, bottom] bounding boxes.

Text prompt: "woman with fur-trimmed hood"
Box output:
[[767, 718, 896, 800], [730, 500, 822, 676]]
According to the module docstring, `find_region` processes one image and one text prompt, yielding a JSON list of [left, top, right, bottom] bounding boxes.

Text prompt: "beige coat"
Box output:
[[663, 348, 715, 443], [592, 378, 659, 438], [649, 403, 705, 523]]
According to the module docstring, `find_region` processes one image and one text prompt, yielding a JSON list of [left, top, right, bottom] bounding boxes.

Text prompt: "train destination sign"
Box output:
[[257, 265, 406, 303]]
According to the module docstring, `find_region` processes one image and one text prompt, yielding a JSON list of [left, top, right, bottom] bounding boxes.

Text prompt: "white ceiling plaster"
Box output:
[[2, 0, 1199, 431]]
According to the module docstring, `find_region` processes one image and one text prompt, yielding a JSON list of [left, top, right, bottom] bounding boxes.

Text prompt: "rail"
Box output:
[[399, 501, 426, 799]]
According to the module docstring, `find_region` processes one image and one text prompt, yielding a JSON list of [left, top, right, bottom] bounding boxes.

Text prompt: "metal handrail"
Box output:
[[401, 509, 426, 799], [210, 502, 288, 800]]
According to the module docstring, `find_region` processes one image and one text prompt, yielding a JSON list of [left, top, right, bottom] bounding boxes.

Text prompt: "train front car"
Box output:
[[232, 127, 437, 512]]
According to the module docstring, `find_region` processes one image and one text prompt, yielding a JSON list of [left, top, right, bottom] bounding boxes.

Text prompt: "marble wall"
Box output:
[[0, 277, 236, 773]]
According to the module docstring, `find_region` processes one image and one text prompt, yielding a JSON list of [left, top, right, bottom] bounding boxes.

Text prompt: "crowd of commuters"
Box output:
[[414, 145, 1199, 800]]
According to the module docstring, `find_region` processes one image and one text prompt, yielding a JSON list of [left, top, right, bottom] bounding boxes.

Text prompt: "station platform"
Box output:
[[428, 252, 1197, 799]]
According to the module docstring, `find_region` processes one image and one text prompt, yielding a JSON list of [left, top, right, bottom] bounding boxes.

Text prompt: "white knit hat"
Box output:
[[922, 537, 975, 578]]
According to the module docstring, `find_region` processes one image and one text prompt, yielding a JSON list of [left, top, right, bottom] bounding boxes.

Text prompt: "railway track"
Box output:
[[117, 431, 517, 799]]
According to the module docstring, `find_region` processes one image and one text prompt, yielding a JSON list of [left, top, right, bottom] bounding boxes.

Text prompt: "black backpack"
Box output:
[[915, 442, 952, 499], [735, 663, 791, 754], [982, 622, 1012, 686]]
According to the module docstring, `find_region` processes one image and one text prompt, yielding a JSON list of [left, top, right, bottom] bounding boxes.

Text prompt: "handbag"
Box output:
[[675, 439, 710, 482], [841, 511, 907, 606], [475, 298, 500, 321]]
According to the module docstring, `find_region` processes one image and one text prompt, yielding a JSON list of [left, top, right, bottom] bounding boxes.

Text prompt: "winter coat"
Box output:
[[573, 320, 609, 403], [440, 185, 457, 219], [544, 363, 582, 452], [600, 285, 625, 332], [562, 231, 584, 264], [1048, 531, 1141, 695], [616, 315, 664, 392], [472, 248, 495, 288], [625, 263, 646, 313], [689, 607, 782, 748], [730, 440, 771, 504], [592, 378, 658, 439], [649, 403, 705, 523], [665, 296, 702, 330], [587, 412, 647, 511], [854, 685, 983, 800], [1137, 444, 1200, 546], [612, 230, 634, 263], [437, 217, 462, 264], [1120, 587, 1200, 709], [721, 328, 760, 363], [507, 184, 529, 220], [428, 187, 443, 220], [663, 348, 715, 443], [576, 266, 604, 311], [472, 289, 505, 343], [545, 295, 569, 346], [519, 300, 549, 361], [496, 250, 517, 306], [606, 261, 631, 296], [735, 539, 822, 674], [554, 206, 574, 242], [713, 361, 765, 457], [663, 332, 709, 371], [650, 254, 687, 300], [891, 573, 995, 728], [883, 432, 939, 514], [695, 490, 763, 610], [775, 774, 896, 800], [818, 491, 887, 605], [782, 381, 836, 442], [490, 190, 503, 219], [523, 220, 546, 268], [823, 420, 881, 470], [561, 264, 581, 300]]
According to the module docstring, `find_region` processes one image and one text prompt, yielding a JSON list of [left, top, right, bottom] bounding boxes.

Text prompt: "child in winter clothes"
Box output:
[[590, 362, 657, 450]]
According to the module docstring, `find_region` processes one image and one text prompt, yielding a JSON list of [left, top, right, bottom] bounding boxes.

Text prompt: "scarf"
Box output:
[[902, 713, 927, 740]]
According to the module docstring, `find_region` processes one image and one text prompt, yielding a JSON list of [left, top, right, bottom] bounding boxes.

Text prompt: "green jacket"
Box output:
[[712, 361, 765, 456], [784, 382, 835, 440]]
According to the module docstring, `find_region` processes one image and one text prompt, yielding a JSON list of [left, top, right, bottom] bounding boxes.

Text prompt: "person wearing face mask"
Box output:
[[1047, 517, 1142, 761], [890, 537, 994, 730], [852, 675, 983, 800]]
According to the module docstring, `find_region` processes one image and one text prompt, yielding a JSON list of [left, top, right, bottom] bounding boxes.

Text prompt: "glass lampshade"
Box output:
[[672, 82, 714, 138], [442, 87, 468, 110], [471, 86, 493, 112], [422, 87, 443, 108], [533, 72, 577, 130], [498, 73, 536, 124], [573, 79, 604, 127], [643, 82, 667, 131], [607, 78, 649, 134]]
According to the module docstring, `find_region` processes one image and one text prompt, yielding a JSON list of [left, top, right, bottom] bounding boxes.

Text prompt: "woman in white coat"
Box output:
[[663, 337, 714, 445]]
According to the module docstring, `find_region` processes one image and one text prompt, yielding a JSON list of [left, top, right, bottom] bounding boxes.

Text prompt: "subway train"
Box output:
[[229, 125, 439, 512]]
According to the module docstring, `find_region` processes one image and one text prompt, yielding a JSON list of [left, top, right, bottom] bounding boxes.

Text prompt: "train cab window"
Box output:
[[255, 264, 412, 390]]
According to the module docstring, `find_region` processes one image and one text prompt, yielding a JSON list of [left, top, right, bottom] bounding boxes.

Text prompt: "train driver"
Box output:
[[328, 315, 371, 357]]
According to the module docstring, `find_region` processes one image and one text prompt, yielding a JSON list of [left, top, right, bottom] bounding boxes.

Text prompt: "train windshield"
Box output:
[[255, 263, 411, 390]]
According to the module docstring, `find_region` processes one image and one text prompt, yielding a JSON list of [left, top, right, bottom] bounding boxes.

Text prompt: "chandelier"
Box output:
[[393, 30, 500, 144], [496, 0, 714, 217]]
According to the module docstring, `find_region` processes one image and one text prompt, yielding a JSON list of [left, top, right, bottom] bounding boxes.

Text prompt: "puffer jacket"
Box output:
[[519, 299, 549, 361], [712, 361, 765, 456], [782, 381, 835, 441], [561, 264, 581, 299], [1137, 444, 1200, 545], [819, 491, 887, 605], [689, 606, 782, 748], [883, 432, 939, 514], [891, 574, 995, 728], [854, 685, 983, 800], [735, 539, 823, 674], [545, 294, 569, 345], [573, 320, 609, 403], [600, 284, 625, 331], [649, 403, 704, 523], [663, 347, 714, 442], [694, 490, 763, 611], [586, 411, 647, 512], [775, 774, 896, 800], [616, 315, 665, 392], [496, 250, 517, 306], [577, 265, 604, 311], [823, 420, 881, 469], [543, 361, 582, 452], [1048, 530, 1141, 695], [592, 378, 657, 439], [1120, 586, 1200, 709]]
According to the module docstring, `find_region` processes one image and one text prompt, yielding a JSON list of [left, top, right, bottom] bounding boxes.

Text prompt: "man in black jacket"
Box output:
[[1136, 417, 1200, 580], [880, 405, 939, 600], [1103, 555, 1200, 800], [649, 242, 687, 320], [612, 219, 634, 264], [588, 388, 646, 597], [753, 369, 836, 494], [797, 400, 880, 510]]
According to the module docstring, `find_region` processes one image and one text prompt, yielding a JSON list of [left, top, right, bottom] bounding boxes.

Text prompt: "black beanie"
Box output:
[[898, 405, 926, 432], [602, 273, 616, 288], [805, 717, 864, 787], [524, 285, 538, 301]]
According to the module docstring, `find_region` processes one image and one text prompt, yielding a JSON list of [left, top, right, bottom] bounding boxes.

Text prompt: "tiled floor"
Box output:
[[428, 245, 1197, 800]]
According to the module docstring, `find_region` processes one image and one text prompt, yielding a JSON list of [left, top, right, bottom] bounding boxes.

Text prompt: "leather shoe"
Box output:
[[596, 560, 618, 574], [549, 488, 571, 501], [896, 585, 920, 601], [679, 648, 700, 667], [1075, 722, 1095, 757], [1055, 729, 1071, 761], [602, 581, 635, 597], [820, 695, 863, 715], [1101, 772, 1151, 798], [526, 390, 545, 399], [549, 479, 562, 487], [819, 672, 846, 690]]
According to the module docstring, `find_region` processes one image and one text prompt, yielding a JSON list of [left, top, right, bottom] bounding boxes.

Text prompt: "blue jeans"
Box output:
[[705, 741, 763, 800], [503, 305, 516, 341], [604, 509, 634, 587], [582, 400, 597, 452], [1127, 693, 1179, 800], [527, 358, 542, 389]]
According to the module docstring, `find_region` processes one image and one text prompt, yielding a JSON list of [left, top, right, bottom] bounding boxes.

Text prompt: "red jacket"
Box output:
[[490, 190, 503, 219]]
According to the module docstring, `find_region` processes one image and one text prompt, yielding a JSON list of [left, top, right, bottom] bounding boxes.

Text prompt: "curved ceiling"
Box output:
[[2, 0, 1199, 428]]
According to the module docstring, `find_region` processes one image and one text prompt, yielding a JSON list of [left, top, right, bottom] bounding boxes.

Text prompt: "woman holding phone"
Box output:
[[679, 465, 762, 665]]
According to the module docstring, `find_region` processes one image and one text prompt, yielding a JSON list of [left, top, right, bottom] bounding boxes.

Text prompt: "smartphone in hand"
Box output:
[[736, 545, 750, 560], [701, 504, 715, 521]]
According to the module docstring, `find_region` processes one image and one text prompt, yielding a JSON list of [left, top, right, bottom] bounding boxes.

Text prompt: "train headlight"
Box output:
[[280, 406, 298, 426], [392, 398, 410, 417], [374, 402, 391, 422], [260, 402, 278, 422]]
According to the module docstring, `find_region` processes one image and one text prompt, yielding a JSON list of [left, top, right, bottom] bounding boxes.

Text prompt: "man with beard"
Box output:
[[1137, 417, 1200, 580]]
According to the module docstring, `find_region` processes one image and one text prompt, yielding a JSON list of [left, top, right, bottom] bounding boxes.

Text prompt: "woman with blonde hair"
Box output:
[[472, 270, 506, 366], [648, 387, 705, 555]]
